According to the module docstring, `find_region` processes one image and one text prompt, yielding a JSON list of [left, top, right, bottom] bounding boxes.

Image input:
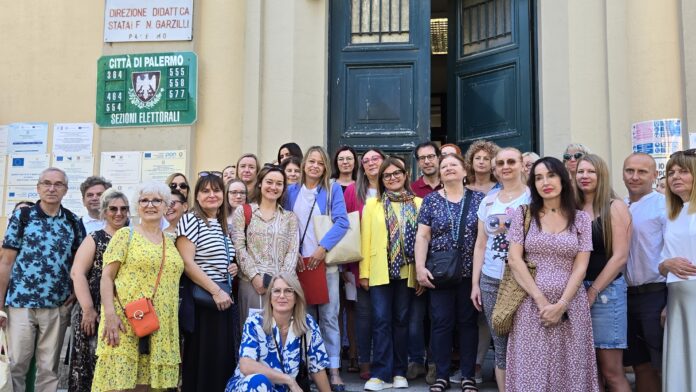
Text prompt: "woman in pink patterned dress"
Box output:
[[505, 157, 599, 392]]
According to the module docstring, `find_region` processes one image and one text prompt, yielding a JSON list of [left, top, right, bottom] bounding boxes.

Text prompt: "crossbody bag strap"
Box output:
[[151, 232, 167, 299], [223, 235, 232, 287], [456, 189, 474, 248], [299, 197, 318, 253]]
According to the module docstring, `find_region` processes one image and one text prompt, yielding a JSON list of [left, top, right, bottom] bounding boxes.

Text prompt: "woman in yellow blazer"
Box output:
[[359, 156, 422, 391]]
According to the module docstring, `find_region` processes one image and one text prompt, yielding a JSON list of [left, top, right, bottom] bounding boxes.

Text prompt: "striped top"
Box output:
[[177, 212, 235, 282]]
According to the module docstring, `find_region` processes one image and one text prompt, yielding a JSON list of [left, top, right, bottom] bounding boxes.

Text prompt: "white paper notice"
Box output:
[[100, 152, 142, 184], [53, 155, 94, 186], [61, 190, 88, 217], [53, 123, 94, 155], [690, 133, 696, 149], [8, 154, 50, 186], [141, 150, 186, 182], [0, 155, 7, 186], [8, 123, 48, 154], [5, 186, 40, 217], [113, 183, 140, 215], [0, 125, 9, 155]]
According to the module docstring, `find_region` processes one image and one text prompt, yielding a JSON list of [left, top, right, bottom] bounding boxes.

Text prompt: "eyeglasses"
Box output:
[[138, 198, 163, 207], [169, 200, 185, 207], [337, 156, 355, 162], [417, 154, 438, 162], [524, 162, 534, 169], [228, 191, 247, 197], [199, 171, 223, 177], [496, 159, 519, 167], [38, 181, 67, 189], [382, 169, 405, 181], [669, 149, 696, 158], [562, 152, 584, 161], [271, 287, 295, 297], [107, 206, 130, 214], [362, 156, 383, 165], [169, 182, 189, 190]]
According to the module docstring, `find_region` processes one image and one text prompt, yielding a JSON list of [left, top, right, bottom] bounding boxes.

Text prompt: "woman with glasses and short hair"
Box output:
[[92, 182, 184, 392], [562, 143, 591, 178], [522, 152, 540, 177], [225, 272, 331, 392], [658, 148, 696, 391], [177, 174, 240, 391], [232, 164, 299, 330], [69, 189, 130, 392]]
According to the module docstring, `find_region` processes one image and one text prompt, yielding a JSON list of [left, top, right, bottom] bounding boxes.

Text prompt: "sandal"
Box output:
[[461, 378, 479, 391], [347, 358, 359, 373], [430, 378, 449, 392]]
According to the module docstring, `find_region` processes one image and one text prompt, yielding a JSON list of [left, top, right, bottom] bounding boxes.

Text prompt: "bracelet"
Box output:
[[557, 298, 569, 308], [589, 285, 600, 295]]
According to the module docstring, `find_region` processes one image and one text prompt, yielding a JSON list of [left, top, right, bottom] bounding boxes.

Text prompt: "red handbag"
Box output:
[[118, 232, 166, 337]]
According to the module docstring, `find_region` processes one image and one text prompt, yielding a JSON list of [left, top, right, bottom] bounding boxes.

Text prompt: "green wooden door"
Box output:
[[448, 0, 534, 152], [329, 0, 431, 160]]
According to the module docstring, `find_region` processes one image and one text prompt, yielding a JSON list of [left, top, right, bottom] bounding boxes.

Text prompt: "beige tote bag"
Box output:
[[312, 185, 362, 265]]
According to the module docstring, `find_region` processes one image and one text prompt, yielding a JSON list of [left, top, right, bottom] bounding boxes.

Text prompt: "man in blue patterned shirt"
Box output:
[[0, 167, 85, 391]]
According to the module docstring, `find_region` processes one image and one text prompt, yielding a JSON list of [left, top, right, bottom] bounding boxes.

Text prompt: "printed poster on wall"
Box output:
[[631, 119, 682, 179], [7, 154, 51, 186], [0, 125, 8, 155], [8, 123, 48, 154], [53, 123, 94, 155], [52, 155, 94, 187], [141, 150, 186, 182], [5, 187, 39, 217], [0, 155, 7, 186], [104, 0, 193, 42], [100, 151, 142, 184]]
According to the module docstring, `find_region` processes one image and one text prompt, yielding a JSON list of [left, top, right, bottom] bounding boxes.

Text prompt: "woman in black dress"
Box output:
[[68, 189, 130, 392]]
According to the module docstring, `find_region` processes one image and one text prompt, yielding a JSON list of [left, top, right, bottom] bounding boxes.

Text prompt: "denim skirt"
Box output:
[[584, 275, 628, 349]]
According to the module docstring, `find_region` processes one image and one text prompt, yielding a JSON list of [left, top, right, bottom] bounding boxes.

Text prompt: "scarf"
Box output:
[[382, 191, 418, 279]]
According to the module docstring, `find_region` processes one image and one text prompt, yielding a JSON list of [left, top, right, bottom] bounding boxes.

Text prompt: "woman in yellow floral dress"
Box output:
[[92, 181, 184, 392]]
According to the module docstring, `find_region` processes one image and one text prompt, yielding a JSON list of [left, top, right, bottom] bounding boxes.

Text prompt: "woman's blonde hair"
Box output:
[[665, 152, 696, 220], [464, 140, 499, 184], [574, 154, 618, 257], [262, 272, 309, 337], [300, 146, 332, 192]]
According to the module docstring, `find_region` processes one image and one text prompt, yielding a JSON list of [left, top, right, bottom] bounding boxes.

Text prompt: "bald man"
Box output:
[[622, 153, 666, 392]]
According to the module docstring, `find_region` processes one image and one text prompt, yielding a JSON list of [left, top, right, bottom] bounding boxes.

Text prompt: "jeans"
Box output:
[[430, 279, 479, 380], [307, 270, 342, 368], [408, 291, 427, 365], [370, 279, 412, 381], [356, 285, 372, 364]]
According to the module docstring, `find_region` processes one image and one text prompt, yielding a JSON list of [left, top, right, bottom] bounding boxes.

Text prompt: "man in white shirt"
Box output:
[[79, 176, 112, 234], [622, 152, 666, 392]]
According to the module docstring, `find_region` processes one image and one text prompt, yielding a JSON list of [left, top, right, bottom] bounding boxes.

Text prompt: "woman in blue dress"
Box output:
[[226, 272, 332, 392]]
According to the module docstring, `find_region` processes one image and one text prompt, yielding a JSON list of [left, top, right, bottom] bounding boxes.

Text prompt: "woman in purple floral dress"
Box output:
[[505, 157, 598, 392]]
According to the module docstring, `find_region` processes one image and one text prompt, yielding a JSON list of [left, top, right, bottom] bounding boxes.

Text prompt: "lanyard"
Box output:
[[443, 189, 466, 243]]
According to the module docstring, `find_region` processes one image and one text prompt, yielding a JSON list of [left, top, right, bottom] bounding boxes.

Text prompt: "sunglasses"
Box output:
[[107, 206, 130, 214], [496, 158, 519, 167], [199, 171, 223, 177], [669, 148, 696, 158], [169, 182, 189, 190], [563, 152, 584, 161]]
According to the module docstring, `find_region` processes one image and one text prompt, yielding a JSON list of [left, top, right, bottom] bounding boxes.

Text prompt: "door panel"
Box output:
[[449, 0, 533, 152], [329, 0, 431, 159]]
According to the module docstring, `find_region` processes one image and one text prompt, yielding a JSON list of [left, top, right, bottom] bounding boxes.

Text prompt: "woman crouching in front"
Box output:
[[225, 272, 331, 392]]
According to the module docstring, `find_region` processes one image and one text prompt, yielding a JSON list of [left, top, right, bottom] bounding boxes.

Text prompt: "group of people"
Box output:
[[0, 139, 693, 392]]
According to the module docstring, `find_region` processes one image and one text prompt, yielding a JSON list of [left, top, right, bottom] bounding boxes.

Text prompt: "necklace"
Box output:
[[443, 188, 466, 243]]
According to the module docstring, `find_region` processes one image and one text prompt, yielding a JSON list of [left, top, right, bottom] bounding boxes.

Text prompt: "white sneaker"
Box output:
[[449, 369, 462, 383], [364, 378, 393, 391], [393, 376, 409, 389]]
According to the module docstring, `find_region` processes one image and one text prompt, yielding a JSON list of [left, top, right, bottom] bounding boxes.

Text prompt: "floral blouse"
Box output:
[[225, 313, 329, 392], [231, 204, 300, 281], [417, 189, 484, 277]]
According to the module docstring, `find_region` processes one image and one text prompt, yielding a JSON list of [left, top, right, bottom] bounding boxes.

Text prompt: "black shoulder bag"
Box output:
[[425, 189, 473, 289], [191, 216, 233, 309], [273, 331, 311, 392]]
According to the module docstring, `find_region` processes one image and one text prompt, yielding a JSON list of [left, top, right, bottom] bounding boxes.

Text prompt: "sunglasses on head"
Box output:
[[169, 182, 189, 190], [563, 152, 584, 161], [198, 171, 223, 178], [264, 163, 283, 170], [669, 149, 696, 158]]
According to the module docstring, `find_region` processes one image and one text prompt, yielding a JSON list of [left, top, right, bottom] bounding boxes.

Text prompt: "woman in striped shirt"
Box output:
[[176, 173, 239, 392]]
